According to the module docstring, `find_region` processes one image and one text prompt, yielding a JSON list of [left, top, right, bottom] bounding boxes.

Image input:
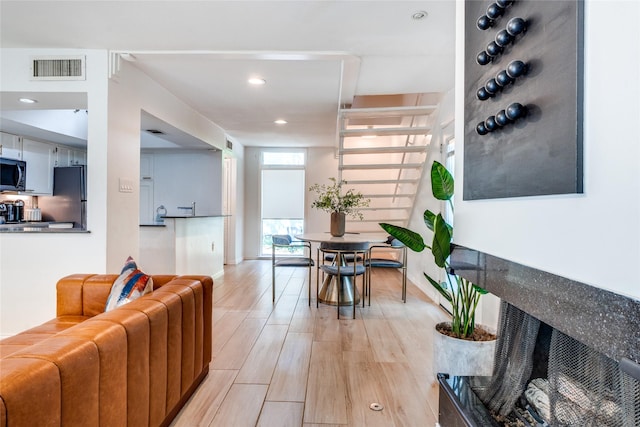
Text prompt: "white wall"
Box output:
[[0, 49, 235, 336], [304, 147, 340, 234], [106, 59, 228, 272], [0, 48, 109, 336], [454, 1, 640, 300], [148, 150, 223, 217]]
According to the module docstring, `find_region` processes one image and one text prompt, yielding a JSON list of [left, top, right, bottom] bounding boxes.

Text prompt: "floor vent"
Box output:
[[30, 56, 85, 80]]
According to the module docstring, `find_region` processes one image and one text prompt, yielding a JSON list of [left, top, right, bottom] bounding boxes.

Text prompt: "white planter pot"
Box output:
[[432, 322, 496, 377]]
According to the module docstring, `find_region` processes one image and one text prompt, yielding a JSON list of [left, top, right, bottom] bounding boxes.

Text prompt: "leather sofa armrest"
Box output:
[[56, 274, 95, 317], [57, 274, 120, 318]]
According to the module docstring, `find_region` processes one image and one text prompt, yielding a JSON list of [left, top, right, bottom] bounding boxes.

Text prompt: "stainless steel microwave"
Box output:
[[0, 157, 27, 192]]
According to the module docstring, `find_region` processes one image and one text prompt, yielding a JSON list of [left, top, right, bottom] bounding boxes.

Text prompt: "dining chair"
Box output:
[[317, 241, 369, 319], [366, 237, 407, 304], [271, 234, 314, 305]]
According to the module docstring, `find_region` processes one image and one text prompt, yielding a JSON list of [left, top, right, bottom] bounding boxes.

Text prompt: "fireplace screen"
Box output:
[[471, 302, 640, 426], [548, 330, 639, 426]]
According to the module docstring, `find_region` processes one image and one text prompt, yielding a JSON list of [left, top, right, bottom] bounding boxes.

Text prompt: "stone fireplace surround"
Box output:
[[438, 245, 640, 426], [450, 245, 639, 367]]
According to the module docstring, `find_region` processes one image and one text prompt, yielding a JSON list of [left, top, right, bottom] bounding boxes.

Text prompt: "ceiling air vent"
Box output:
[[226, 139, 233, 150], [30, 56, 85, 80]]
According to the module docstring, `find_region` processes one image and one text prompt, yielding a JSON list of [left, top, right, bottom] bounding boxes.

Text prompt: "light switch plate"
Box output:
[[119, 178, 134, 193]]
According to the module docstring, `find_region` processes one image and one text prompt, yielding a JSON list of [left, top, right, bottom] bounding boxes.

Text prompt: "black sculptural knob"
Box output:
[[486, 3, 504, 20], [477, 15, 493, 30], [477, 50, 492, 65], [496, 70, 513, 86], [495, 109, 511, 126], [485, 116, 499, 131], [486, 41, 503, 57], [506, 102, 526, 121], [476, 121, 489, 135], [477, 87, 492, 101], [506, 17, 527, 36], [495, 29, 513, 47], [496, 0, 513, 8], [506, 60, 528, 78], [485, 78, 500, 94]]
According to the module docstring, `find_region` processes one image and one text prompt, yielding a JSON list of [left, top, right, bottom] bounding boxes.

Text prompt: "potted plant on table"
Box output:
[[379, 161, 496, 376], [309, 177, 370, 237]]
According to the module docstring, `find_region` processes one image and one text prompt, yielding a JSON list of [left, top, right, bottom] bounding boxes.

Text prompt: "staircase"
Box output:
[[337, 98, 443, 233]]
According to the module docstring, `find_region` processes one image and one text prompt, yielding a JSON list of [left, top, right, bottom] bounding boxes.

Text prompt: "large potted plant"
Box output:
[[310, 177, 370, 236], [380, 161, 496, 376]]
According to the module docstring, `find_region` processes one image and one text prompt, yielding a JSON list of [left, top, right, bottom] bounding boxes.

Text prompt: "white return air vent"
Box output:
[[30, 56, 86, 80]]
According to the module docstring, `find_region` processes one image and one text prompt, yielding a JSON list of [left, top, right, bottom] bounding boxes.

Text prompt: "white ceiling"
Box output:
[[0, 1, 456, 148]]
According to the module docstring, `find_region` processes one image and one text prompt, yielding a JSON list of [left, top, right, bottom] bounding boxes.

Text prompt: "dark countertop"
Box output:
[[0, 222, 89, 233], [161, 215, 228, 219]]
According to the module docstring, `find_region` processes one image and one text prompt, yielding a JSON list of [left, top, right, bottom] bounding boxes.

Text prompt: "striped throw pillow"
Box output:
[[105, 256, 153, 311]]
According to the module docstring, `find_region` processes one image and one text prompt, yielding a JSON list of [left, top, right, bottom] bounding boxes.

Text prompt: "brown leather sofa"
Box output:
[[0, 273, 213, 427]]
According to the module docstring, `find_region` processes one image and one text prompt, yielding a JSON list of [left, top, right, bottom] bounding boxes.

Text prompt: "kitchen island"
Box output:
[[139, 215, 225, 278]]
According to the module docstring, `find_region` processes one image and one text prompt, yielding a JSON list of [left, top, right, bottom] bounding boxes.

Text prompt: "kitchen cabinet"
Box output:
[[140, 154, 154, 180], [0, 132, 22, 160], [55, 146, 86, 166], [22, 139, 54, 195], [140, 154, 155, 223], [140, 180, 154, 224]]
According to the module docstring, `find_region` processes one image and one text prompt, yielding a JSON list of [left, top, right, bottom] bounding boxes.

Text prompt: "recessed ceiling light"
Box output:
[[248, 77, 266, 85], [274, 119, 287, 125], [19, 97, 37, 104], [412, 10, 428, 20]]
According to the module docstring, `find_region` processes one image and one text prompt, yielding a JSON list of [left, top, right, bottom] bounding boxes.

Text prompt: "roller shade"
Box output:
[[262, 169, 305, 219]]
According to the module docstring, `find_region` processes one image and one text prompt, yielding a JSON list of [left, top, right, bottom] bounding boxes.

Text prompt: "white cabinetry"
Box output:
[[22, 139, 54, 195], [0, 132, 22, 160], [140, 154, 154, 180], [55, 146, 86, 166], [140, 154, 155, 224]]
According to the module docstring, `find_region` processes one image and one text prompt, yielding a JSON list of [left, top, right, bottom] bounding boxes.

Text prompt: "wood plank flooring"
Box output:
[[171, 260, 448, 427]]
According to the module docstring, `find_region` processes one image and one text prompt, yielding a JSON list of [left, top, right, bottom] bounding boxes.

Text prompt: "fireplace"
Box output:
[[438, 246, 640, 426]]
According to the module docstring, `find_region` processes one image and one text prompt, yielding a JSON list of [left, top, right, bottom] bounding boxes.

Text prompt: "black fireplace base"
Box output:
[[437, 374, 499, 427]]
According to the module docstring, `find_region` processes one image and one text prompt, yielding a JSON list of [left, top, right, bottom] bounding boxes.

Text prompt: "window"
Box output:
[[260, 150, 306, 256]]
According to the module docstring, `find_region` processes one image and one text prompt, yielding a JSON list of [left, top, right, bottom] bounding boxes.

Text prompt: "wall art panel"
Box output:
[[463, 0, 584, 200]]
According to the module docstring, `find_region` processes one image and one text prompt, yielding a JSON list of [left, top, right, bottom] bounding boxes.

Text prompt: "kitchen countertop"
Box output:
[[0, 222, 89, 233], [161, 215, 229, 218]]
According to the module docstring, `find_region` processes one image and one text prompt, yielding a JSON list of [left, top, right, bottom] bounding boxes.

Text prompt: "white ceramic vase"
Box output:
[[432, 321, 496, 377]]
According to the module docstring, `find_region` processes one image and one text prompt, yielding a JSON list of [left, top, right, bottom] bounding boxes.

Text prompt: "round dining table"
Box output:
[[294, 232, 388, 306]]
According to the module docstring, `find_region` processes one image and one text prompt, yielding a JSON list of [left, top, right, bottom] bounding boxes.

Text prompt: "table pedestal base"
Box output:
[[318, 275, 361, 306]]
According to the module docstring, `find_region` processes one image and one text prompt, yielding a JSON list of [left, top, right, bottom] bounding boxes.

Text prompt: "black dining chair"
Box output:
[[317, 241, 369, 319], [271, 234, 314, 305], [365, 237, 407, 304]]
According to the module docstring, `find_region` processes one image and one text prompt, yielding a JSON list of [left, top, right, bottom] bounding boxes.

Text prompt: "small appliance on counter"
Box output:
[[0, 200, 25, 223], [24, 206, 42, 222], [0, 203, 6, 224]]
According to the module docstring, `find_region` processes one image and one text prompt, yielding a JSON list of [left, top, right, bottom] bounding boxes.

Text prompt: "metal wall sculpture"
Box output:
[[464, 0, 584, 200]]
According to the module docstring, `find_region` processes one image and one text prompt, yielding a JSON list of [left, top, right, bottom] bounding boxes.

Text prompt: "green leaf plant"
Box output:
[[309, 177, 370, 220], [380, 161, 488, 339]]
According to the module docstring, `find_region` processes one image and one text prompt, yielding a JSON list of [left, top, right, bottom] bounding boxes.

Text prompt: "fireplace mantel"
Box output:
[[450, 245, 639, 366]]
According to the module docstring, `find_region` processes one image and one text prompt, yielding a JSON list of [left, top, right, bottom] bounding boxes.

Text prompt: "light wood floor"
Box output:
[[171, 260, 449, 427]]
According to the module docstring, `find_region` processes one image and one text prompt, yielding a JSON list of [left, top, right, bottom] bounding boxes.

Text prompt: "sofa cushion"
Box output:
[[8, 336, 100, 427], [105, 257, 153, 312], [97, 308, 151, 427], [119, 298, 170, 426], [59, 320, 128, 427], [0, 357, 61, 426]]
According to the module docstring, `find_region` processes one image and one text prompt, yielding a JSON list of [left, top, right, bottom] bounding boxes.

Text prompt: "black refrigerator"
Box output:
[[39, 166, 87, 229]]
